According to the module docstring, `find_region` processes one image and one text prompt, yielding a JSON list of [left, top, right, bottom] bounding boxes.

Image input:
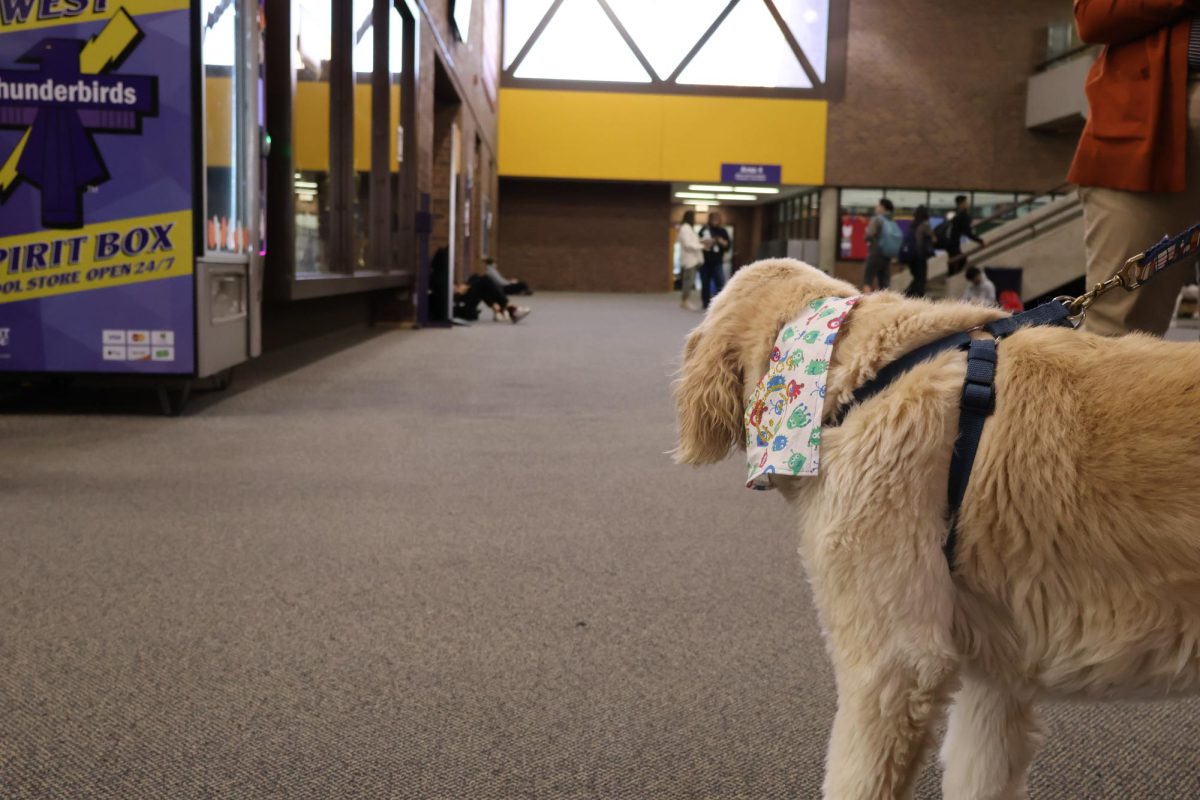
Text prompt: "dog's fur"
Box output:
[[675, 259, 1200, 799]]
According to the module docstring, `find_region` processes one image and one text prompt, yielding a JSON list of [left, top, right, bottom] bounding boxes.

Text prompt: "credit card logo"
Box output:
[[126, 346, 151, 361], [103, 345, 126, 361], [151, 347, 174, 361], [102, 329, 126, 345], [151, 330, 174, 345], [127, 330, 150, 344]]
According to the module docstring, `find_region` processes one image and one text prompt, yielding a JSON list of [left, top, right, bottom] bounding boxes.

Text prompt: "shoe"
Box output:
[[509, 306, 531, 323]]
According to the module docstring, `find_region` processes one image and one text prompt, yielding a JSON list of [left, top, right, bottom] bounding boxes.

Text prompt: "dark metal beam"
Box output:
[[503, 0, 566, 78], [594, 0, 660, 82], [666, 0, 740, 83], [762, 0, 821, 89]]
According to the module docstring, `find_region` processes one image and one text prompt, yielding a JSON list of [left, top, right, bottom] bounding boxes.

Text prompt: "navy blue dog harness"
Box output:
[[831, 301, 1075, 568]]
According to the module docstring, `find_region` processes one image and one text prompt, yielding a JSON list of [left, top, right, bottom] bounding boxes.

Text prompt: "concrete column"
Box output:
[[818, 186, 840, 273]]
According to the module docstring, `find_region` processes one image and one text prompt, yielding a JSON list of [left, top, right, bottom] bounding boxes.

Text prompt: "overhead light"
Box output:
[[688, 184, 733, 192], [693, 203, 710, 212], [294, 180, 319, 190], [675, 191, 718, 200], [686, 201, 718, 208], [716, 194, 755, 201], [732, 186, 781, 194]]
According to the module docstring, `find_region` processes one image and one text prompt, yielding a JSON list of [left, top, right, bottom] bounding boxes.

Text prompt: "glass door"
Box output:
[[199, 0, 262, 376], [203, 0, 258, 258]]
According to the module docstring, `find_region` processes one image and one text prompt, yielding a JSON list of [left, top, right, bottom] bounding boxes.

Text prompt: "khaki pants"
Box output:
[[680, 266, 698, 305], [1080, 79, 1200, 337]]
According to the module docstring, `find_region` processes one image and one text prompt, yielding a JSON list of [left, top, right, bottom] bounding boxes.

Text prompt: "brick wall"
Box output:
[[498, 179, 671, 292], [826, 0, 1078, 191]]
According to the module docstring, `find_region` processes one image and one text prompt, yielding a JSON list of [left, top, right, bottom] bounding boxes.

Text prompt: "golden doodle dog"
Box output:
[[674, 258, 1200, 800]]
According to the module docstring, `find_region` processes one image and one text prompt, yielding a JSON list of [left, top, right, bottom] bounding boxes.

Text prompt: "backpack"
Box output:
[[876, 216, 903, 259], [998, 290, 1024, 313], [934, 218, 954, 250]]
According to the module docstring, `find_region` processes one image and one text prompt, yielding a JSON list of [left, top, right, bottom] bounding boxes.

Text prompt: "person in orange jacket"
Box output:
[[1069, 0, 1200, 336]]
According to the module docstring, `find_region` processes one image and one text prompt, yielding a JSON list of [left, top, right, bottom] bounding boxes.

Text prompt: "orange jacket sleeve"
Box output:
[[1074, 0, 1198, 44]]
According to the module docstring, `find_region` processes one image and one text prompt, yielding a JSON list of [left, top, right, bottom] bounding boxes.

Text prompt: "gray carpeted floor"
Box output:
[[2, 292, 1199, 799]]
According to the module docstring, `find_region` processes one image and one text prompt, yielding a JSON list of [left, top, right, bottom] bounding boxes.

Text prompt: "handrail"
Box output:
[[971, 182, 1074, 233], [964, 186, 1079, 260]]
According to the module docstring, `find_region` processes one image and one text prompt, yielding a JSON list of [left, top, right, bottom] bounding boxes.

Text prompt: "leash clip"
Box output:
[[1056, 270, 1129, 318], [1115, 250, 1149, 290]]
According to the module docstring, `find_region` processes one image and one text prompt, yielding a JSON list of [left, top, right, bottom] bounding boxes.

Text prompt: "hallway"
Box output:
[[3, 294, 1199, 798]]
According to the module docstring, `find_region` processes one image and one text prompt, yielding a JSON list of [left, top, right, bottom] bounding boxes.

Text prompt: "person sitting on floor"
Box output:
[[453, 273, 531, 324], [485, 258, 533, 296], [961, 266, 997, 306]]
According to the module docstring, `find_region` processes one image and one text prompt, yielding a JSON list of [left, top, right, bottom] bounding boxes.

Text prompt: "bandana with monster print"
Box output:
[[745, 295, 860, 489]]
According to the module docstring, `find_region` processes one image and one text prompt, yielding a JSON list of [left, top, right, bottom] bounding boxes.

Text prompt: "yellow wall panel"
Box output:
[[294, 82, 331, 173], [499, 88, 826, 185], [353, 83, 371, 173], [204, 78, 397, 174], [205, 76, 232, 168], [499, 90, 664, 181]]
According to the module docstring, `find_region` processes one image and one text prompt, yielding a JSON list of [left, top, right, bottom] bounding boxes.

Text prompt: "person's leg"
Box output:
[[1082, 80, 1200, 336], [465, 274, 510, 316], [1078, 187, 1193, 336], [710, 259, 726, 301], [700, 261, 715, 309], [861, 256, 877, 292], [453, 290, 480, 320], [946, 244, 965, 276], [680, 266, 696, 306], [877, 257, 892, 290], [905, 258, 927, 297]]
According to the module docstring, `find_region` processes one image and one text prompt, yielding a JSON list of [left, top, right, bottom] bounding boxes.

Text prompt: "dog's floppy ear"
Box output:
[[674, 324, 745, 465]]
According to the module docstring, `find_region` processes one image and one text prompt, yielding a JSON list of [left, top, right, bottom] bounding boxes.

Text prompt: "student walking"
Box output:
[[941, 195, 984, 275], [902, 205, 935, 297], [698, 212, 731, 310], [862, 198, 902, 292], [677, 210, 707, 309]]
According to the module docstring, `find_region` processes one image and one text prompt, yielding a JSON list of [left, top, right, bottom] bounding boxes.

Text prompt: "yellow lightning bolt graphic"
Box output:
[[80, 8, 142, 75], [0, 8, 142, 194], [0, 128, 31, 196]]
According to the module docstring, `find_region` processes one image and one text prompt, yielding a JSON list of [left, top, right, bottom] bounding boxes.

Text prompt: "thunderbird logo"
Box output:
[[0, 9, 157, 228]]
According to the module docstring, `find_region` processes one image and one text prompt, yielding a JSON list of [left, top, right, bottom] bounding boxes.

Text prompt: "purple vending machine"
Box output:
[[0, 1, 263, 408]]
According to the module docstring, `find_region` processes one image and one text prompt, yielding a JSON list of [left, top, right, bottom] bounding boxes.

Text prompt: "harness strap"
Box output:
[[829, 300, 1075, 568], [831, 301, 1072, 425], [945, 339, 997, 564]]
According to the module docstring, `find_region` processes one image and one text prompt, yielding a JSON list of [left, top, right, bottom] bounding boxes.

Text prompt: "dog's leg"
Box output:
[[822, 651, 955, 800], [810, 524, 959, 799], [941, 673, 1040, 800]]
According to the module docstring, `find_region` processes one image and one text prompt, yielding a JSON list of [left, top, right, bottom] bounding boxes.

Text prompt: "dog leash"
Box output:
[[1057, 221, 1200, 318]]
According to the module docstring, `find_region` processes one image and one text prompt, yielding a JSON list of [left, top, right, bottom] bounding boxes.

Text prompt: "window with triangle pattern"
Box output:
[[502, 0, 844, 98]]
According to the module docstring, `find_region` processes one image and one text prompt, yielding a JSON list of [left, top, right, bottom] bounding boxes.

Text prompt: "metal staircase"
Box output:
[[891, 185, 1084, 303]]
